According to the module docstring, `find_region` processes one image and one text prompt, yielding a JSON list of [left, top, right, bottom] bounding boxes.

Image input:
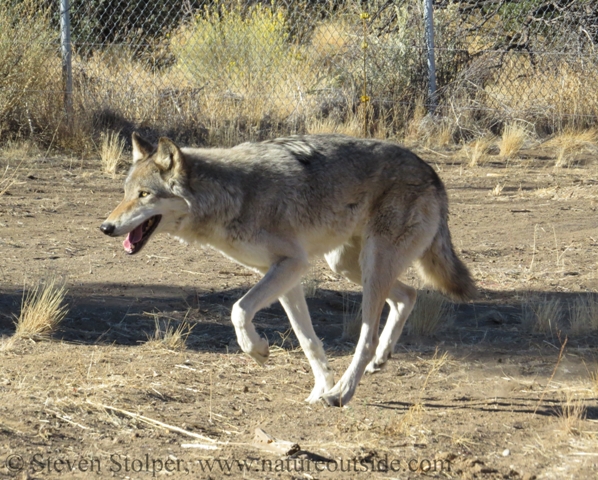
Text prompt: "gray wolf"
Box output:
[[100, 133, 476, 406]]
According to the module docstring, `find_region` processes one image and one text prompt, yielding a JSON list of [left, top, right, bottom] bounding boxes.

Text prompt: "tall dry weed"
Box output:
[[99, 130, 125, 177], [499, 123, 527, 159]]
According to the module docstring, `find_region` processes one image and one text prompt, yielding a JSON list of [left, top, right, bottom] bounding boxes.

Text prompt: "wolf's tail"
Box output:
[[418, 213, 477, 302]]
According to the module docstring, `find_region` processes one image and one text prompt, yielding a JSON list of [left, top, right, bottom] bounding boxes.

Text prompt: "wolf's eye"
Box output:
[[139, 191, 150, 198]]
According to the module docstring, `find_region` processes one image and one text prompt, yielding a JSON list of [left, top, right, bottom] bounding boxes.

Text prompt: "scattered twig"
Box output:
[[175, 364, 197, 371], [181, 443, 219, 450], [419, 145, 451, 157], [45, 408, 89, 430], [182, 270, 202, 276]]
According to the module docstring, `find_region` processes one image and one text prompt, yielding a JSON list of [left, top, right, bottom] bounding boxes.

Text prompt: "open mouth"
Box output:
[[123, 215, 161, 254]]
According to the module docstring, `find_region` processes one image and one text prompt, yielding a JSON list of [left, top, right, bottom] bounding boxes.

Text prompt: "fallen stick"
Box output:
[[181, 443, 219, 450], [88, 401, 220, 445]]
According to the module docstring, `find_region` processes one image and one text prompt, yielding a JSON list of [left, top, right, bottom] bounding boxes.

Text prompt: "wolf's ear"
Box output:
[[155, 137, 185, 173], [132, 132, 154, 163]]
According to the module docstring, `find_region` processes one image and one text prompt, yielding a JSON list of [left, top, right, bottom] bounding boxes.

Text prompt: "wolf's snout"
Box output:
[[100, 223, 115, 236]]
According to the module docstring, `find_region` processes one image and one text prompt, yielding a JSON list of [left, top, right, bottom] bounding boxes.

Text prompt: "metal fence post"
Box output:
[[423, 0, 437, 114], [60, 0, 73, 126]]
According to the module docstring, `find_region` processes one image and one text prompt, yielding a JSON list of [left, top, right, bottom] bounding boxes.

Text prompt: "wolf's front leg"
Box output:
[[231, 302, 271, 365], [279, 284, 335, 403], [231, 255, 309, 366]]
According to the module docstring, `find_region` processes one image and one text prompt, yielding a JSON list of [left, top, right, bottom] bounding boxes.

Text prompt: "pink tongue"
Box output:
[[123, 224, 144, 252]]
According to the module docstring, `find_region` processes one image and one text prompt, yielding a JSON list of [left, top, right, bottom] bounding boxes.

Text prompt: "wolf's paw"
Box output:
[[247, 337, 270, 366], [319, 381, 356, 407], [305, 377, 335, 404], [364, 362, 382, 374], [305, 388, 326, 404], [365, 353, 390, 374]]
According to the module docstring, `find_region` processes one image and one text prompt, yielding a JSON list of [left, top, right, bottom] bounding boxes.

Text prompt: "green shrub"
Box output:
[[171, 1, 295, 97]]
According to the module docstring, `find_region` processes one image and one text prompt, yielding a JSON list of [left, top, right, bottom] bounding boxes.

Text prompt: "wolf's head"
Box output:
[[100, 133, 190, 254]]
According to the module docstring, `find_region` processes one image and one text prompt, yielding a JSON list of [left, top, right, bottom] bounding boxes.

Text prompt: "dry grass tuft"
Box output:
[[568, 294, 598, 335], [407, 290, 452, 337], [521, 296, 562, 334], [546, 128, 598, 168], [404, 97, 429, 144], [145, 317, 194, 351], [498, 123, 527, 159], [491, 182, 504, 196], [556, 391, 587, 436], [385, 349, 449, 436], [387, 402, 425, 436], [341, 296, 362, 342], [0, 139, 39, 160], [99, 130, 126, 177], [435, 122, 455, 147], [14, 278, 68, 340], [464, 135, 495, 167], [419, 350, 451, 391]]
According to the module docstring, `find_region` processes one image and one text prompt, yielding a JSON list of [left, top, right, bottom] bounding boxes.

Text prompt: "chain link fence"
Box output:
[[1, 0, 597, 148]]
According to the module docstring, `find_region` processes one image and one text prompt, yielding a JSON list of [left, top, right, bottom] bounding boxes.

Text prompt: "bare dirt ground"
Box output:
[[1, 143, 597, 479]]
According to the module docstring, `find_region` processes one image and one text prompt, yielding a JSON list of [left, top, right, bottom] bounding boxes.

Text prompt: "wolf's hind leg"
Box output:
[[231, 256, 308, 365], [279, 284, 334, 403], [322, 235, 403, 406], [326, 239, 419, 374], [365, 281, 416, 373]]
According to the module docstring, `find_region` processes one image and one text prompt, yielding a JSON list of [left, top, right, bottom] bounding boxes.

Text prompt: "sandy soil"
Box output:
[[0, 143, 597, 479]]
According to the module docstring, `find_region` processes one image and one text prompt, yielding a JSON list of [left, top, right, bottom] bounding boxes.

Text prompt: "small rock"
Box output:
[[502, 449, 510, 457]]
